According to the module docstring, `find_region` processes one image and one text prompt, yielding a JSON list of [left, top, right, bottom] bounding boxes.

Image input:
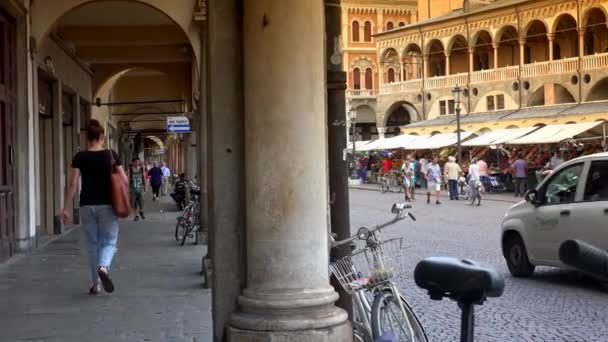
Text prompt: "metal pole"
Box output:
[[456, 106, 462, 163], [351, 120, 359, 179]]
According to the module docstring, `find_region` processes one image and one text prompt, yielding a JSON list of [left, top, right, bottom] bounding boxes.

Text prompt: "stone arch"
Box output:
[[524, 19, 549, 37], [478, 127, 492, 134], [381, 48, 401, 83], [402, 43, 423, 80], [383, 101, 418, 127], [446, 34, 468, 52], [495, 25, 520, 67], [506, 125, 520, 129], [552, 13, 578, 59], [145, 135, 165, 150], [582, 7, 608, 55], [587, 77, 608, 102], [426, 39, 446, 77], [524, 20, 549, 64], [471, 30, 494, 70], [31, 0, 201, 64], [350, 56, 377, 71], [430, 131, 441, 136], [354, 104, 376, 123], [528, 84, 576, 106]]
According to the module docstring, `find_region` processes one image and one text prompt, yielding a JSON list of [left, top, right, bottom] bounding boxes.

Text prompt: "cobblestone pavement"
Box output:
[[0, 197, 211, 342], [349, 189, 608, 342]]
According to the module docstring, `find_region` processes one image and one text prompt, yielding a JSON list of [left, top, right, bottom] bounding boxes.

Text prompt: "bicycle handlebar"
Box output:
[[330, 203, 414, 248]]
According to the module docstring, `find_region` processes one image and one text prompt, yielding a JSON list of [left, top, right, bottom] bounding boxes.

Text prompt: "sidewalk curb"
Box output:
[[349, 185, 519, 204]]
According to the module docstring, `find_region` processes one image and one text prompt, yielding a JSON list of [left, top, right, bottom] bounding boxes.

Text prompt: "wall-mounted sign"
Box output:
[[166, 116, 191, 133]]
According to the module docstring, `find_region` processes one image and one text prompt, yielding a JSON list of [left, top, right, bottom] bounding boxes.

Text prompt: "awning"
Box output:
[[375, 134, 422, 150], [462, 127, 538, 146], [406, 132, 475, 150], [357, 139, 386, 152], [507, 122, 604, 144], [346, 140, 372, 151]]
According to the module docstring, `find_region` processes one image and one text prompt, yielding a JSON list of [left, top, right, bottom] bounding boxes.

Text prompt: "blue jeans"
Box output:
[[448, 179, 459, 200], [80, 205, 119, 282]]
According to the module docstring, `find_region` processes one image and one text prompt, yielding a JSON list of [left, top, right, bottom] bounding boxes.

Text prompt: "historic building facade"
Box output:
[[342, 0, 417, 139], [375, 0, 608, 135]]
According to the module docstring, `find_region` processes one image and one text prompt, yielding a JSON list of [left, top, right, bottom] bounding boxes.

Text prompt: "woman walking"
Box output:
[[61, 119, 128, 294], [148, 161, 163, 201]]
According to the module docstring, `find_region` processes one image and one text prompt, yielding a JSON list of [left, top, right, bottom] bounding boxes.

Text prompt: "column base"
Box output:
[[227, 319, 352, 342]]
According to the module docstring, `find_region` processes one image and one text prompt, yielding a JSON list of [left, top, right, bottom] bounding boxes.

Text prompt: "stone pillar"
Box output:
[[578, 29, 585, 57], [378, 126, 387, 139], [52, 80, 64, 235], [519, 39, 526, 65], [378, 9, 384, 32], [400, 61, 405, 81], [468, 47, 474, 73], [547, 33, 554, 61], [207, 0, 246, 340], [72, 95, 81, 224], [228, 0, 350, 340], [379, 62, 384, 85], [492, 43, 499, 69], [445, 52, 451, 75], [423, 56, 429, 78]]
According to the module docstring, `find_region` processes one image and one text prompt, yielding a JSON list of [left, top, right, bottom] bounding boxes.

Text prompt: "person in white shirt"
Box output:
[[549, 152, 564, 170], [160, 163, 171, 196], [468, 158, 482, 206]]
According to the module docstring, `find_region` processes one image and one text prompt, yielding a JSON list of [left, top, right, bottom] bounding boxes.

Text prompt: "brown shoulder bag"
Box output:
[[109, 150, 131, 218]]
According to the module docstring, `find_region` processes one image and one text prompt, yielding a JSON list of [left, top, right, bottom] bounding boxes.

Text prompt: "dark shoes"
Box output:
[[97, 267, 115, 293], [139, 212, 145, 219], [435, 200, 441, 205], [89, 283, 101, 295]]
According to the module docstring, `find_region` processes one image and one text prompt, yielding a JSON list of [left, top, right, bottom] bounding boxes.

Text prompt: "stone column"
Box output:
[[72, 95, 81, 224], [228, 0, 350, 341], [492, 43, 499, 69], [378, 126, 387, 139], [445, 52, 451, 75], [578, 29, 585, 57], [378, 9, 384, 32], [547, 33, 554, 61], [52, 80, 64, 235], [379, 62, 384, 85], [468, 47, 474, 73], [519, 39, 526, 65], [423, 55, 429, 78], [400, 61, 405, 81]]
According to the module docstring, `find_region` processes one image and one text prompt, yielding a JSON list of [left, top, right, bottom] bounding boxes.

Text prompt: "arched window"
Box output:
[[352, 21, 360, 42], [399, 22, 406, 27], [353, 68, 361, 89], [387, 68, 395, 83], [364, 21, 372, 42], [386, 22, 394, 31], [365, 68, 373, 89]]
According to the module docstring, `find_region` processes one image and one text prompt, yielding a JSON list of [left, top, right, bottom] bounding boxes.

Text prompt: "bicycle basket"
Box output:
[[330, 237, 406, 294]]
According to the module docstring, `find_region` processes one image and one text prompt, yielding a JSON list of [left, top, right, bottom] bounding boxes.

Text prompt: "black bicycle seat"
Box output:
[[414, 257, 504, 303]]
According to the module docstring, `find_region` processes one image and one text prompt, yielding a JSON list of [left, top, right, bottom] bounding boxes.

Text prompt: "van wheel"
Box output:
[[504, 235, 535, 277]]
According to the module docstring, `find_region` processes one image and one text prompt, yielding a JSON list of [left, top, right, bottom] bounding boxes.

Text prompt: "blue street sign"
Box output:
[[167, 116, 191, 133]]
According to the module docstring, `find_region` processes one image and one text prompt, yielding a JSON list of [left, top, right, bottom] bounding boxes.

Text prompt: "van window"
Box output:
[[544, 163, 583, 205], [584, 160, 608, 201]]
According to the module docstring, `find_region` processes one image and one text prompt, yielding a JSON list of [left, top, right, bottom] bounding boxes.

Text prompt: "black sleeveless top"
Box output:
[[71, 150, 121, 206]]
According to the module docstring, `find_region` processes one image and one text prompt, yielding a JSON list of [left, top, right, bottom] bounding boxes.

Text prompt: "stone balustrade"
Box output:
[[582, 52, 608, 71], [346, 89, 378, 97], [470, 66, 519, 84], [425, 73, 468, 90]]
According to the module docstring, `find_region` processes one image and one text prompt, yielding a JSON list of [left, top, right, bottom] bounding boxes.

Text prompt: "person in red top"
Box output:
[[383, 158, 392, 173]]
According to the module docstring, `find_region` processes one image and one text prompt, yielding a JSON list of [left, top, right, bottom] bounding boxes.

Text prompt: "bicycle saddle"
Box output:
[[414, 257, 504, 304]]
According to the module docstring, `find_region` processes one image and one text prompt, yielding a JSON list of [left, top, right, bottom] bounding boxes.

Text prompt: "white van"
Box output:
[[501, 152, 608, 277]]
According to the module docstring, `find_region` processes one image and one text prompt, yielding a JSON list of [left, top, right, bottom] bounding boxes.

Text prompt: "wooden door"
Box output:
[[0, 11, 16, 261]]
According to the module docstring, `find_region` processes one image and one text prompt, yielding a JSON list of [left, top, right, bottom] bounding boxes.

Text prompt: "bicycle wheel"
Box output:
[[353, 321, 373, 342], [371, 290, 427, 342], [381, 182, 389, 194], [175, 219, 187, 241]]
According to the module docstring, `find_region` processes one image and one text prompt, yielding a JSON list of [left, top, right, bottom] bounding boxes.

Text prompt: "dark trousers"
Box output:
[[448, 179, 458, 200], [152, 184, 161, 198], [514, 177, 527, 196]]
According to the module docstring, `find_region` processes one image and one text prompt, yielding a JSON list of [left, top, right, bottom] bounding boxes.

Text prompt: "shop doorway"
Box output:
[[37, 72, 55, 236], [0, 10, 17, 261]]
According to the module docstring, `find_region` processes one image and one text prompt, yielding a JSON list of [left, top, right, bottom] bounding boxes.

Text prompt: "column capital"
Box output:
[[519, 38, 527, 46], [444, 51, 452, 57], [492, 43, 499, 50], [377, 126, 387, 138], [546, 33, 555, 41], [468, 47, 475, 54], [578, 28, 586, 36]]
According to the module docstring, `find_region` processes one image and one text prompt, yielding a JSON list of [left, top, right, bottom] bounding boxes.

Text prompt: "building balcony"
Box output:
[[378, 53, 608, 96], [346, 89, 378, 98]]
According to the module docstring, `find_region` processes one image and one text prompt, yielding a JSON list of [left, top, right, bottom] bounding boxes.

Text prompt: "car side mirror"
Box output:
[[525, 189, 541, 206]]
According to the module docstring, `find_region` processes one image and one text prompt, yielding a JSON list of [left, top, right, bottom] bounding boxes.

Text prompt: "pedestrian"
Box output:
[[419, 154, 429, 190], [408, 155, 418, 200], [401, 158, 413, 201], [144, 161, 152, 192], [468, 158, 482, 206], [443, 156, 462, 200], [477, 158, 489, 192], [148, 162, 163, 201], [511, 153, 528, 197], [382, 157, 392, 174], [129, 157, 146, 221], [61, 119, 127, 295], [160, 162, 171, 196], [549, 151, 564, 169], [425, 156, 442, 205]]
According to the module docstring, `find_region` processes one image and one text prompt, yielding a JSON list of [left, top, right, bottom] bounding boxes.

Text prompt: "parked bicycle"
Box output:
[[330, 203, 426, 342], [330, 204, 505, 342], [174, 183, 201, 246]]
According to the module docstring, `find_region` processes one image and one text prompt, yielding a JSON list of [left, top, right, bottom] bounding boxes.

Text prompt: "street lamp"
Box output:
[[348, 108, 359, 180], [452, 86, 463, 163]]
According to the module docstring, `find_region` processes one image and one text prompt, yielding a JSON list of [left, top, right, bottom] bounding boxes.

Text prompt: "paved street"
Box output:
[[0, 198, 211, 342], [349, 189, 608, 342], [1, 189, 607, 342]]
